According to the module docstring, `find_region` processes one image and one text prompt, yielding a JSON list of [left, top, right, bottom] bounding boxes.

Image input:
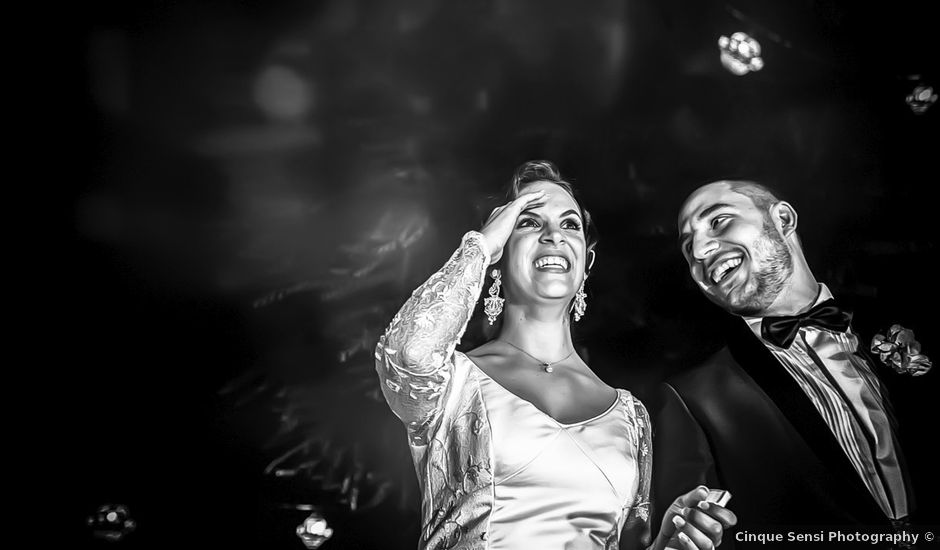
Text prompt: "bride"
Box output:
[[375, 160, 735, 549]]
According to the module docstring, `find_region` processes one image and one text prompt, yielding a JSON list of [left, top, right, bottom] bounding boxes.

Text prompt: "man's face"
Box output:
[[677, 182, 793, 316]]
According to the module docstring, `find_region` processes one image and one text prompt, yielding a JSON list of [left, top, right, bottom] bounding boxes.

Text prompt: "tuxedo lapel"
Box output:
[[842, 306, 905, 433], [854, 334, 902, 431], [726, 320, 886, 522], [851, 330, 919, 516]]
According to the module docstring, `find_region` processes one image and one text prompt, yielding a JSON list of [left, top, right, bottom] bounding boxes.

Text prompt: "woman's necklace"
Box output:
[[498, 339, 575, 373]]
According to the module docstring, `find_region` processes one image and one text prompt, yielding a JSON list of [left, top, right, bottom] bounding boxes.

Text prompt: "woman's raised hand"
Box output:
[[656, 486, 737, 550], [480, 190, 548, 264]]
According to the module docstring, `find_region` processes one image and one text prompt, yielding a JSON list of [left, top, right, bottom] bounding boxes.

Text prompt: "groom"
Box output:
[[652, 180, 933, 546]]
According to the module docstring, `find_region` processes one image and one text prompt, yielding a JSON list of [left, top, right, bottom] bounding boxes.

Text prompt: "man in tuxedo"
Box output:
[[652, 180, 932, 547]]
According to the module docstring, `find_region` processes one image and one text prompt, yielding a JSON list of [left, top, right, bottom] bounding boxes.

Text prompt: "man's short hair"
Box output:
[[726, 180, 781, 214]]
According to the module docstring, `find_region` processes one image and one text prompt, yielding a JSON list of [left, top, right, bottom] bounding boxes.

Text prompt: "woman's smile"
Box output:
[[534, 255, 571, 272]]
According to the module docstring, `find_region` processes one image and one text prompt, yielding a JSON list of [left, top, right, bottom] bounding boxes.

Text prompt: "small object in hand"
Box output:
[[705, 489, 731, 507]]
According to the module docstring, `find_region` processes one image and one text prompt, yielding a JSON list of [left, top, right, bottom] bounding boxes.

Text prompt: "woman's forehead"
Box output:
[[519, 181, 581, 212]]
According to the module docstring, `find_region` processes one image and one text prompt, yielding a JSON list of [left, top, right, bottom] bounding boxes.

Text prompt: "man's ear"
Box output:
[[771, 201, 798, 238]]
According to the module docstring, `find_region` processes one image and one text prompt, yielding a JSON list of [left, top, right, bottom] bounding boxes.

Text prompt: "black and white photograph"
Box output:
[[66, 1, 937, 549]]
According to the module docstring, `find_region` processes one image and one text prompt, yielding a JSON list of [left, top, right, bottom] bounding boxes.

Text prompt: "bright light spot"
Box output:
[[296, 512, 334, 549], [719, 52, 749, 75], [718, 32, 764, 75], [906, 84, 937, 114], [306, 518, 327, 535]]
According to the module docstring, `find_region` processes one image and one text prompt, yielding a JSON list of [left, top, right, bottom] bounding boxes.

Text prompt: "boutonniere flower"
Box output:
[[870, 324, 932, 376]]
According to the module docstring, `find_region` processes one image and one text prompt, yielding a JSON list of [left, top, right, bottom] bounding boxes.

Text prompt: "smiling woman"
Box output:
[[373, 161, 737, 550], [497, 179, 591, 316]]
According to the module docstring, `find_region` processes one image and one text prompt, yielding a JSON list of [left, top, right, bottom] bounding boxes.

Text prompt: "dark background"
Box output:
[[63, 0, 937, 548]]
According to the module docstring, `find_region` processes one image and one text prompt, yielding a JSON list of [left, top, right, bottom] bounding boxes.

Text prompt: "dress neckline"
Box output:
[[466, 355, 621, 427]]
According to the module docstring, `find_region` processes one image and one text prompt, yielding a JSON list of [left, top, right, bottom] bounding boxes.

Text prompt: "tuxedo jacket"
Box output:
[[650, 315, 935, 544]]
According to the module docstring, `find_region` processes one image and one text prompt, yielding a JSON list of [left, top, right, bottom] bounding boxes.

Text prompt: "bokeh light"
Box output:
[[718, 31, 764, 75]]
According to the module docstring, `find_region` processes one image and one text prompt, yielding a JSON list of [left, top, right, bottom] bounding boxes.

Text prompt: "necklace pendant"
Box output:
[[543, 365, 554, 373]]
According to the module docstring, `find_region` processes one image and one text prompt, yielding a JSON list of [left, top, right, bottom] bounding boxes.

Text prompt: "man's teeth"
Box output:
[[711, 258, 743, 283], [535, 256, 569, 270]]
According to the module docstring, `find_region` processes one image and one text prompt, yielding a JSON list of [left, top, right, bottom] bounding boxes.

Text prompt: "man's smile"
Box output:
[[711, 256, 743, 284]]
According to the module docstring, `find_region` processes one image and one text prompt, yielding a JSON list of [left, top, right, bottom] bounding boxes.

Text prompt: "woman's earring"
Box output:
[[484, 269, 504, 325], [573, 279, 587, 322]]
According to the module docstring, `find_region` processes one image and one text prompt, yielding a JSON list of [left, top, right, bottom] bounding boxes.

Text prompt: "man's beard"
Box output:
[[726, 220, 793, 316]]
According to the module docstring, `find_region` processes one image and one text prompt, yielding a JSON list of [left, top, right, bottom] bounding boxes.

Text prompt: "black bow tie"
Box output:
[[761, 299, 853, 348]]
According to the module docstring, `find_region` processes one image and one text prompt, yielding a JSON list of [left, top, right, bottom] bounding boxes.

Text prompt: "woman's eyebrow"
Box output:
[[560, 209, 582, 220], [519, 207, 581, 221]]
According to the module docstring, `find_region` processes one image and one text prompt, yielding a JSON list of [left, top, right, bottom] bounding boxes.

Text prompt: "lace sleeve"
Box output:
[[632, 398, 652, 524], [374, 231, 490, 438]]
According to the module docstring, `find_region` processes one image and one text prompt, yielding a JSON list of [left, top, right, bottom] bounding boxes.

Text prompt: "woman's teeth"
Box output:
[[535, 256, 570, 270]]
